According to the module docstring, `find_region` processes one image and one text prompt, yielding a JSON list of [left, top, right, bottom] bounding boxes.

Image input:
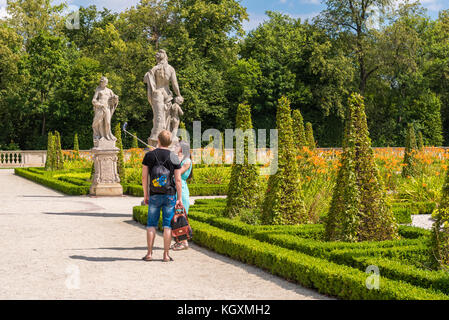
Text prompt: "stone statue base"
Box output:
[[90, 140, 123, 196]]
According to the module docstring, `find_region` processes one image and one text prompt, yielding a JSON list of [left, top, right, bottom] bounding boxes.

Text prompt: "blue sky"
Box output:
[[1, 0, 447, 31]]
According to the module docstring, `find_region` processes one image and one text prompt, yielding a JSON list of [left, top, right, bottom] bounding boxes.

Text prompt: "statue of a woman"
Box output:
[[144, 49, 184, 146], [92, 76, 118, 143]]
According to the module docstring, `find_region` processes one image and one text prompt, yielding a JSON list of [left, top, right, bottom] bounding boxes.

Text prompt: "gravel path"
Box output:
[[411, 214, 434, 230], [0, 169, 328, 300]]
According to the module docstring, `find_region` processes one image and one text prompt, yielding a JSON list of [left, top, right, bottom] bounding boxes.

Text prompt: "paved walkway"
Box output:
[[0, 169, 328, 300]]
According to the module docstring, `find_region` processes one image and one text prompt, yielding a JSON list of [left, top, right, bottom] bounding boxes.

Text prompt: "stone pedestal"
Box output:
[[90, 139, 123, 196]]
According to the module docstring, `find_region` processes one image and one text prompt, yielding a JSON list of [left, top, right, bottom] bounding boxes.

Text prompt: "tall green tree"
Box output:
[[6, 0, 65, 40], [25, 31, 71, 137], [325, 93, 397, 242], [319, 0, 392, 93], [241, 12, 351, 146]]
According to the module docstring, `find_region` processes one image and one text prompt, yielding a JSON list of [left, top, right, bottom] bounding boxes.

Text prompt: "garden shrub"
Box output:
[[305, 122, 316, 149], [402, 123, 419, 178], [73, 133, 79, 152], [226, 103, 262, 218], [417, 131, 424, 151], [54, 131, 64, 170], [430, 169, 449, 269], [292, 109, 307, 149], [262, 96, 307, 225], [114, 123, 125, 183], [45, 132, 56, 171], [325, 93, 398, 242]]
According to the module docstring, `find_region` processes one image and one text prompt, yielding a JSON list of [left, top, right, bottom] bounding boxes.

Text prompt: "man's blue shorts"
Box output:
[[147, 194, 176, 229]]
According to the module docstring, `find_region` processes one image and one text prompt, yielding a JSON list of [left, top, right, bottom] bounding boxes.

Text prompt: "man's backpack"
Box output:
[[171, 208, 192, 242], [149, 151, 174, 193]]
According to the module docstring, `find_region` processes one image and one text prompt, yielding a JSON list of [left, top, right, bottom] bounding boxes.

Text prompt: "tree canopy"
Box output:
[[0, 0, 448, 150]]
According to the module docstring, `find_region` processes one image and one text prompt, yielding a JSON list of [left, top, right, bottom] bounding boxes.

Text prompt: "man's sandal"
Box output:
[[142, 253, 153, 261], [163, 256, 174, 262]]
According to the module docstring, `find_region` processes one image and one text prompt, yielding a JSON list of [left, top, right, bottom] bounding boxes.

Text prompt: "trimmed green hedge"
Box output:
[[15, 168, 227, 197], [15, 168, 89, 195], [125, 183, 227, 197], [392, 202, 436, 215], [132, 202, 449, 299]]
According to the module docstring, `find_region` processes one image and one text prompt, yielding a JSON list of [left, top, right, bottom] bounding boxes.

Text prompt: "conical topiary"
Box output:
[[431, 169, 449, 268], [325, 93, 398, 242], [73, 133, 80, 156], [292, 109, 307, 149], [402, 123, 419, 178], [261, 96, 307, 225], [45, 132, 55, 171], [132, 132, 138, 148], [115, 123, 125, 183], [305, 122, 316, 149], [225, 103, 262, 218], [417, 131, 424, 151], [54, 131, 64, 170]]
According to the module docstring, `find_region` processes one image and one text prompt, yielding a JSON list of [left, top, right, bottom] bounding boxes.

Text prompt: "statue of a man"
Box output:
[[144, 49, 184, 146], [92, 76, 119, 142]]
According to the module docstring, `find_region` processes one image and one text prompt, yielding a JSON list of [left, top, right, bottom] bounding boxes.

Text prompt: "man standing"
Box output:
[[142, 130, 183, 262]]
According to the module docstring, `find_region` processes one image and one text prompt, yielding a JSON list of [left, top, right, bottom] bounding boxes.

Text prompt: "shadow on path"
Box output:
[[68, 246, 164, 251], [44, 212, 130, 218], [69, 255, 143, 262]]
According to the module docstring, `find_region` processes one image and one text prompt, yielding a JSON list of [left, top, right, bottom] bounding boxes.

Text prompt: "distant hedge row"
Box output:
[[15, 168, 227, 197]]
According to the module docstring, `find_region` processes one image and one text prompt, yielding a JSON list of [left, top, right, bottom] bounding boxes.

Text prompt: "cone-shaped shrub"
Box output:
[[305, 122, 316, 149], [73, 133, 80, 159], [115, 123, 125, 183], [132, 132, 138, 148], [325, 93, 398, 242], [45, 132, 55, 171], [73, 133, 79, 152], [431, 170, 449, 268], [417, 131, 424, 151], [225, 103, 262, 218], [54, 131, 64, 170], [261, 97, 307, 225], [402, 123, 419, 178], [292, 109, 307, 149]]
